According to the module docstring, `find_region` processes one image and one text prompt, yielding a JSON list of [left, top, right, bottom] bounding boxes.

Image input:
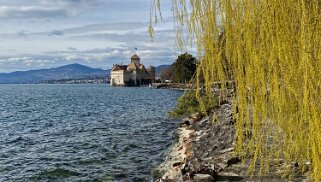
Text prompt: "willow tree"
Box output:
[[151, 0, 321, 181]]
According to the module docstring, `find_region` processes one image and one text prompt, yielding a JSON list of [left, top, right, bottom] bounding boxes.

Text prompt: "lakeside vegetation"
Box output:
[[170, 90, 219, 119], [152, 0, 321, 181], [159, 52, 197, 83]]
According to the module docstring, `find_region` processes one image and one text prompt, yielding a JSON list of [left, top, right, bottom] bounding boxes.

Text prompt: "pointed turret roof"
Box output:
[[131, 54, 140, 59], [127, 63, 139, 70], [139, 64, 146, 70]]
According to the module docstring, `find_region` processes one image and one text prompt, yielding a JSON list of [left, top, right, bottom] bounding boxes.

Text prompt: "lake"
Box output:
[[0, 84, 182, 181]]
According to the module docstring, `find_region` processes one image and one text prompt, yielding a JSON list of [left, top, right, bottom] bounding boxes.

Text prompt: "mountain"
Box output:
[[0, 64, 110, 84]]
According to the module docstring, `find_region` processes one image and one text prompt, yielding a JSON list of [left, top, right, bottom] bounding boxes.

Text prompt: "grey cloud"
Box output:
[[56, 22, 175, 50], [48, 29, 64, 36], [10, 21, 153, 38], [8, 49, 16, 52], [39, 0, 103, 7], [62, 22, 149, 34], [67, 47, 77, 51], [46, 45, 176, 66], [70, 29, 175, 45], [38, 21, 177, 66], [0, 6, 69, 19], [17, 30, 29, 37], [0, 0, 104, 19]]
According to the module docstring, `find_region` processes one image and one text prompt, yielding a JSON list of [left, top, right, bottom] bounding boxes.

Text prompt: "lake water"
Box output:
[[0, 84, 182, 181]]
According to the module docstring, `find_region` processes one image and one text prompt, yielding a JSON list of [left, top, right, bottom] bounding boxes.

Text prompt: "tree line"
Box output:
[[160, 52, 197, 83]]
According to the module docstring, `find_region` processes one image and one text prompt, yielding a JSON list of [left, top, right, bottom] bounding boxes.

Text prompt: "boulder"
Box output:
[[180, 119, 191, 127], [193, 174, 215, 182]]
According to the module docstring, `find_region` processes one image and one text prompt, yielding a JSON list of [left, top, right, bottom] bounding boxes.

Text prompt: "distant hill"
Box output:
[[155, 64, 171, 75], [0, 64, 110, 84]]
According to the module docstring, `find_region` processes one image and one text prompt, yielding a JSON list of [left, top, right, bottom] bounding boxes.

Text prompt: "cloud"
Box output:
[[0, 44, 178, 72], [0, 56, 53, 64], [17, 30, 29, 37], [0, 0, 104, 19], [0, 0, 177, 73], [0, 19, 178, 72], [22, 59, 55, 66], [0, 56, 31, 63], [49, 45, 177, 66], [0, 56, 57, 71], [48, 29, 64, 36], [38, 0, 103, 7], [67, 47, 77, 51], [0, 6, 69, 19]]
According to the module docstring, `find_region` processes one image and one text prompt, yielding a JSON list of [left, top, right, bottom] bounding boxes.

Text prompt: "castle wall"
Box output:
[[110, 70, 125, 86]]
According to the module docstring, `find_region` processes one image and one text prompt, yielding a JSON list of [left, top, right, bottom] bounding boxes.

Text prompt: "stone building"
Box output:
[[110, 54, 155, 86]]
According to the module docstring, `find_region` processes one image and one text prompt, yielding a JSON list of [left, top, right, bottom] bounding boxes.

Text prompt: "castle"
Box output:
[[110, 54, 155, 86]]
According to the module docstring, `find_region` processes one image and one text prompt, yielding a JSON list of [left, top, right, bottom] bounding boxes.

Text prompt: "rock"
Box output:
[[181, 163, 188, 174], [173, 161, 184, 167], [218, 172, 239, 176], [182, 173, 191, 181], [180, 118, 192, 127], [193, 174, 215, 182], [208, 163, 222, 172], [226, 157, 241, 166], [198, 116, 210, 126], [219, 147, 234, 154], [217, 163, 228, 170]]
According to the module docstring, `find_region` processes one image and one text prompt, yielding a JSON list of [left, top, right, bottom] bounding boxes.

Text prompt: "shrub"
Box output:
[[170, 90, 218, 118]]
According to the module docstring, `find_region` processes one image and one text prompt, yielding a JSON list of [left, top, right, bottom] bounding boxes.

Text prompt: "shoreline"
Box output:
[[153, 101, 310, 182], [152, 119, 196, 181], [152, 83, 193, 91]]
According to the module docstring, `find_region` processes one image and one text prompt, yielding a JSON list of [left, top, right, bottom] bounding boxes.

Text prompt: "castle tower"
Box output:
[[131, 54, 140, 65], [147, 65, 156, 83]]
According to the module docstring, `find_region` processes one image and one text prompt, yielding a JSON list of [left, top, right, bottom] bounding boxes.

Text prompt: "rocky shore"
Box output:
[[153, 102, 310, 182]]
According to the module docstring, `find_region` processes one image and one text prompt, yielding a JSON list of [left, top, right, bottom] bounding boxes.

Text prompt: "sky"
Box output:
[[0, 0, 178, 72]]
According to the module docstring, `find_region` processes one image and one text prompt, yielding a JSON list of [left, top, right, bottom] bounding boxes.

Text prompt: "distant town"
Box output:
[[35, 77, 109, 84]]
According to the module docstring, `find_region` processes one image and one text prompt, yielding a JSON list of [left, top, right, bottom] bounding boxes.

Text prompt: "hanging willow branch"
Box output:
[[151, 0, 321, 181]]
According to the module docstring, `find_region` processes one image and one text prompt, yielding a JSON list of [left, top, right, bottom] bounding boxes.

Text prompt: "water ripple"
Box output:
[[0, 84, 182, 181]]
